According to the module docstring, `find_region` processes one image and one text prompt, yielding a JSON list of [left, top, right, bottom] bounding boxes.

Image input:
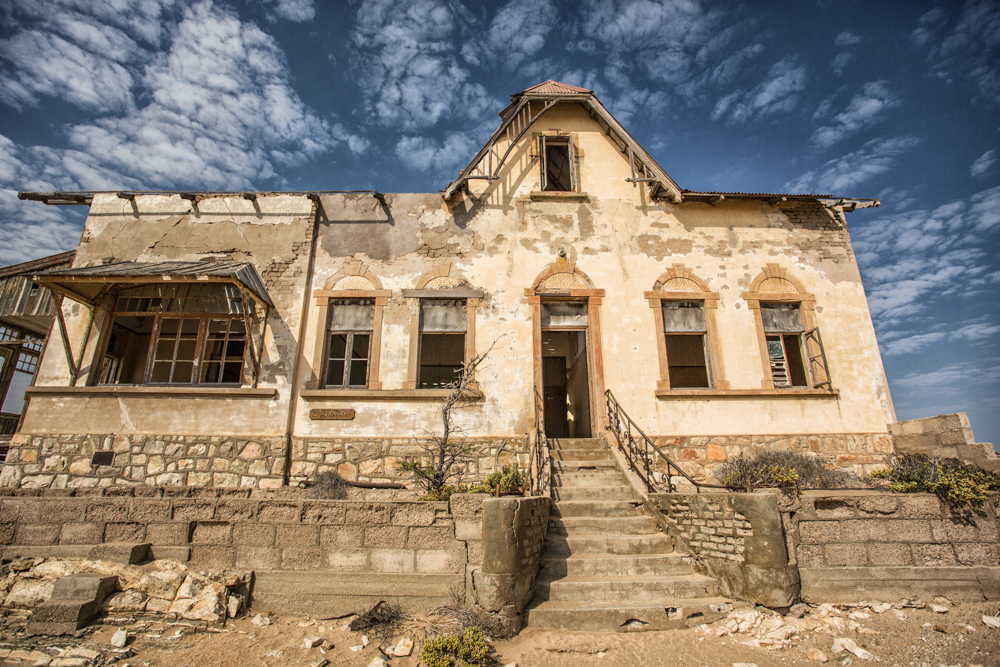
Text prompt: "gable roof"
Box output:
[[444, 80, 682, 202]]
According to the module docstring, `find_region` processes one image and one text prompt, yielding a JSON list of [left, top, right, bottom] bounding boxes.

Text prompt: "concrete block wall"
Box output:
[[289, 437, 530, 487], [0, 489, 467, 576], [788, 491, 1000, 568], [889, 413, 998, 471], [1, 434, 287, 490], [650, 433, 893, 485], [661, 494, 750, 562]]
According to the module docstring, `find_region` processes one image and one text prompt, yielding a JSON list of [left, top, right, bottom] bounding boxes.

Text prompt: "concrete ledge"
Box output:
[[299, 388, 484, 401], [25, 386, 277, 398], [655, 388, 840, 399], [800, 566, 1000, 602]]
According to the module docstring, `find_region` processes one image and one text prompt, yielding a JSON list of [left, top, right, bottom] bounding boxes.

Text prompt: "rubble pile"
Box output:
[[1, 558, 249, 624]]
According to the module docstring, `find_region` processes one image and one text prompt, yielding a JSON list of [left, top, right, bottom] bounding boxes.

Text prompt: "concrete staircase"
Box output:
[[526, 437, 729, 631]]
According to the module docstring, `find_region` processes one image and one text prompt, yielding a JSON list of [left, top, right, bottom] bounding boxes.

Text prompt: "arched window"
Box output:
[[744, 264, 832, 390]]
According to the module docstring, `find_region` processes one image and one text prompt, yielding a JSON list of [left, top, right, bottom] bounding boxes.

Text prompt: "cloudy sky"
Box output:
[[0, 0, 998, 447]]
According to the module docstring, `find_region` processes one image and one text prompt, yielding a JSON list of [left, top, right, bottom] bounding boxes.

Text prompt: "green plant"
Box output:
[[467, 465, 525, 495], [421, 626, 496, 667], [418, 485, 462, 501], [871, 454, 1000, 505]]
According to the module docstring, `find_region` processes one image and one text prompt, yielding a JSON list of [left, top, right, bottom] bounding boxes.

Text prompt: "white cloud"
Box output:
[[810, 81, 900, 149], [971, 148, 997, 176], [265, 0, 315, 22], [352, 0, 495, 131], [711, 57, 808, 123], [881, 331, 946, 356], [829, 51, 854, 74], [395, 132, 478, 172], [783, 136, 919, 194], [834, 30, 861, 47], [462, 0, 557, 71], [919, 1, 1000, 105]]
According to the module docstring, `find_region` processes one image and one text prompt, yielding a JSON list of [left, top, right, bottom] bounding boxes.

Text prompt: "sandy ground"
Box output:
[[0, 599, 997, 667]]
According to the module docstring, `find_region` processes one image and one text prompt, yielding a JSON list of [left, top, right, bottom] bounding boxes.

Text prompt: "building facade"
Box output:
[[2, 81, 900, 491]]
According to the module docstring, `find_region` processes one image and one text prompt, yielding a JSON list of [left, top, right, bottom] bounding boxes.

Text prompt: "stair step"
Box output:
[[548, 516, 659, 536], [551, 472, 624, 487], [540, 554, 695, 578], [536, 574, 719, 602], [550, 449, 611, 461], [551, 500, 645, 518], [553, 485, 633, 501], [545, 534, 674, 556], [525, 597, 732, 632], [548, 438, 606, 451], [551, 460, 616, 473]]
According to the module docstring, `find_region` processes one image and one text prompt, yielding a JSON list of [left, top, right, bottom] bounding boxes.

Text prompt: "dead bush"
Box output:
[[309, 470, 349, 499], [718, 450, 869, 491]]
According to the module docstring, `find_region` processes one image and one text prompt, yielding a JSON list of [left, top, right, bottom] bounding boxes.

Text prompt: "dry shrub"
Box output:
[[718, 450, 868, 491], [310, 470, 348, 499]]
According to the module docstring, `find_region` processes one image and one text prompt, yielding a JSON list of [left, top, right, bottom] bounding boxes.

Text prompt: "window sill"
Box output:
[[299, 388, 484, 401], [25, 386, 277, 398], [655, 388, 839, 399], [528, 191, 589, 202]]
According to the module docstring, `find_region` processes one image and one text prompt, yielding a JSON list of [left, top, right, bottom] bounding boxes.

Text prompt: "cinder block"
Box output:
[[930, 519, 982, 543], [0, 523, 15, 545], [276, 524, 319, 547], [324, 549, 368, 571], [88, 543, 150, 564], [103, 522, 146, 543], [233, 522, 275, 547], [912, 543, 957, 566], [454, 519, 481, 541], [257, 501, 301, 523], [363, 525, 407, 548], [954, 543, 1000, 566], [466, 539, 482, 565], [867, 542, 912, 565], [369, 548, 415, 573], [41, 501, 86, 523], [215, 500, 258, 522], [345, 503, 389, 524], [16, 523, 60, 545], [301, 502, 346, 524], [407, 526, 455, 549], [320, 525, 364, 548], [857, 496, 898, 516], [280, 548, 322, 570], [415, 549, 465, 574], [127, 500, 171, 522], [796, 544, 824, 567], [840, 520, 885, 543], [58, 523, 102, 545], [449, 494, 485, 519], [84, 500, 128, 522], [390, 503, 436, 527], [0, 500, 40, 524], [171, 499, 216, 521], [798, 520, 840, 543], [884, 520, 932, 543], [190, 545, 235, 568], [824, 543, 867, 566], [191, 521, 232, 544], [146, 522, 189, 546], [813, 499, 854, 519], [235, 546, 281, 570]]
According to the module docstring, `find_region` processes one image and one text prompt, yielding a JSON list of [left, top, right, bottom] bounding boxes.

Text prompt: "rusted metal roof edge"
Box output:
[[0, 250, 76, 280], [18, 191, 382, 206], [681, 192, 880, 210]]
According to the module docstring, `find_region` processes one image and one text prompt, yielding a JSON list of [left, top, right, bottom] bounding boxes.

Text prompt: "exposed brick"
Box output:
[[58, 523, 102, 544], [277, 524, 319, 547], [814, 499, 854, 519], [0, 500, 39, 523], [104, 522, 146, 542], [364, 525, 407, 548], [233, 522, 275, 547], [930, 519, 982, 543]]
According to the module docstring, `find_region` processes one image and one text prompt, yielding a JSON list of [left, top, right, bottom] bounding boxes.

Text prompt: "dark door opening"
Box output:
[[541, 330, 592, 438]]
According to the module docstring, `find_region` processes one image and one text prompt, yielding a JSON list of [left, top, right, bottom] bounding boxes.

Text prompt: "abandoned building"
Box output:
[[1, 81, 995, 629]]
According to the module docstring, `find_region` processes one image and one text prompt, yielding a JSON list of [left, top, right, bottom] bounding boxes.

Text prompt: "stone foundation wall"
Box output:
[[660, 494, 751, 563], [0, 489, 466, 576], [889, 413, 999, 471], [0, 434, 287, 490], [649, 433, 893, 485], [289, 436, 530, 486]]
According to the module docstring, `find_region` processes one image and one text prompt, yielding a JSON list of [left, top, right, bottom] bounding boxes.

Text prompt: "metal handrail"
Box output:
[[528, 387, 551, 496], [605, 389, 733, 494]]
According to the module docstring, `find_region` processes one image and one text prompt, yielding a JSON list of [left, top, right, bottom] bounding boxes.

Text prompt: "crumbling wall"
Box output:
[[889, 413, 999, 471]]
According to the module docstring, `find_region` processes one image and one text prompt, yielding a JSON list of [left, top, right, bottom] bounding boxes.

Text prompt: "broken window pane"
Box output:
[[542, 139, 574, 192], [662, 302, 706, 332], [767, 334, 808, 387], [419, 333, 465, 388], [761, 303, 803, 332], [541, 302, 588, 328], [665, 334, 710, 388], [420, 300, 467, 332]]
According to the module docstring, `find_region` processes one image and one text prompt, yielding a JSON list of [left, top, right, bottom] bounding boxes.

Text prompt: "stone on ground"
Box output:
[[111, 628, 128, 648], [302, 635, 324, 649], [808, 648, 828, 662]]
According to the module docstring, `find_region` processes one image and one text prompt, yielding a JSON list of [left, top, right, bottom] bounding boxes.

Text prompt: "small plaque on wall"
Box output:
[[310, 408, 356, 421]]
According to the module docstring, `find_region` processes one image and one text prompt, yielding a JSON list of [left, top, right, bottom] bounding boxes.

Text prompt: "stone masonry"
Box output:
[[663, 495, 750, 563]]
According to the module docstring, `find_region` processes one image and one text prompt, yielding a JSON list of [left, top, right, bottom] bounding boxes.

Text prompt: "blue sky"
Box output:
[[0, 0, 998, 447]]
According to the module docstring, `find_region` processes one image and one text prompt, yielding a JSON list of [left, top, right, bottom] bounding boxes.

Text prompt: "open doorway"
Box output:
[[541, 328, 592, 438]]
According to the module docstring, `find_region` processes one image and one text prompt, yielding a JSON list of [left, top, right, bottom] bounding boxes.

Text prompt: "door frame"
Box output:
[[526, 288, 606, 438]]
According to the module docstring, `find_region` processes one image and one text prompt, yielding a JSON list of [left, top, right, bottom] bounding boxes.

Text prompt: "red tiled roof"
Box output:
[[520, 80, 592, 95]]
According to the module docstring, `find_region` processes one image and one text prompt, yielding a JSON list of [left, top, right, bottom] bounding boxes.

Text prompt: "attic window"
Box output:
[[541, 136, 576, 192]]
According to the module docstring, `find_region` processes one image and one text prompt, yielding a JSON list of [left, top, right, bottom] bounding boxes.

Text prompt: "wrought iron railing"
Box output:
[[527, 388, 551, 496], [605, 389, 732, 494]]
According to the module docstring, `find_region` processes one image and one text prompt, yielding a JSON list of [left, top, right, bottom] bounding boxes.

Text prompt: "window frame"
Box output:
[[645, 288, 728, 391], [539, 135, 577, 192], [0, 324, 42, 422], [310, 286, 388, 391], [401, 287, 482, 391], [95, 284, 252, 387], [321, 299, 376, 389]]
